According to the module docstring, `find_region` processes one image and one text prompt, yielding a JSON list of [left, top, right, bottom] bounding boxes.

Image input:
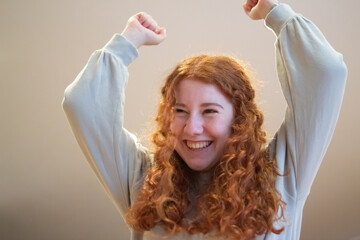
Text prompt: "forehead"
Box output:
[[174, 78, 230, 103]]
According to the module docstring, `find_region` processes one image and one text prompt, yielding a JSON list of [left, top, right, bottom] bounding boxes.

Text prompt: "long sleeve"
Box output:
[[62, 34, 150, 216], [266, 4, 347, 201]]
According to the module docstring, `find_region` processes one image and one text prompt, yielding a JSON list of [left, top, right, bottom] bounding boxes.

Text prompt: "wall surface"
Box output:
[[1, 0, 359, 239]]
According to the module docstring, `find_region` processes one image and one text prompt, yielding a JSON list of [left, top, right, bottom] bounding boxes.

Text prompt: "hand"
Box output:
[[243, 0, 278, 20], [121, 12, 166, 48]]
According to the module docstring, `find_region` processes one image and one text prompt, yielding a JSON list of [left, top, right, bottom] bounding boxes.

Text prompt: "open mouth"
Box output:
[[185, 140, 212, 150]]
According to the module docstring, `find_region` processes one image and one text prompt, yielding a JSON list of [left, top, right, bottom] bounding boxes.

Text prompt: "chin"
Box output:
[[186, 160, 216, 172], [188, 165, 207, 172]]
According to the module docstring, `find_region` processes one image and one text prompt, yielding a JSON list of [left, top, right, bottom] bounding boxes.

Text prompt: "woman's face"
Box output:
[[170, 78, 234, 171]]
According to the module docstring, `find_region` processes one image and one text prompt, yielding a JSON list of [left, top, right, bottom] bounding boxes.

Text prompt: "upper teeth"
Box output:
[[187, 141, 211, 149]]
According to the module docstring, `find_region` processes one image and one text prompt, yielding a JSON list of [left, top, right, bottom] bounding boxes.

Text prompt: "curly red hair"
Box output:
[[126, 55, 285, 239]]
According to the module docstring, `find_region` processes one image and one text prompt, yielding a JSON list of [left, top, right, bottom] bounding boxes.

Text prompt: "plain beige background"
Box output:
[[1, 0, 359, 239]]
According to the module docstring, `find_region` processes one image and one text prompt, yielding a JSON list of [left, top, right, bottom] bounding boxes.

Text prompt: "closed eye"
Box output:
[[174, 108, 187, 114], [203, 109, 218, 114]]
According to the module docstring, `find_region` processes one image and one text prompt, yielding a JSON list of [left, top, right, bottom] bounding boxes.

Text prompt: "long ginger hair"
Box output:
[[126, 55, 285, 239]]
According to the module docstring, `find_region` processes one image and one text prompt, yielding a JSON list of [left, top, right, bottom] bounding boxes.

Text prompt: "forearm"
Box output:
[[62, 34, 138, 149]]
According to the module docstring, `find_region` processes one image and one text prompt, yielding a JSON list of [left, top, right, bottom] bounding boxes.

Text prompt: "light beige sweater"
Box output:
[[62, 4, 347, 240]]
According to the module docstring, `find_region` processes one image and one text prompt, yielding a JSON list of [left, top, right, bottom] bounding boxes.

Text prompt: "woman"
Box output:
[[62, 0, 347, 239]]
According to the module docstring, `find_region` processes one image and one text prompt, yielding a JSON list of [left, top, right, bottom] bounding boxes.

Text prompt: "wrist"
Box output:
[[270, 2, 279, 12], [121, 29, 143, 49], [263, 1, 279, 19]]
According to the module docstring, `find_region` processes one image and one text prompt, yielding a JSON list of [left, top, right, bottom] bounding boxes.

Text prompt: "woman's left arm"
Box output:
[[265, 4, 348, 199], [244, 0, 347, 199]]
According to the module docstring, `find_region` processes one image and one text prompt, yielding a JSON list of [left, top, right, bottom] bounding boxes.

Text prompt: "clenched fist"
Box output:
[[243, 0, 278, 20], [121, 12, 166, 48]]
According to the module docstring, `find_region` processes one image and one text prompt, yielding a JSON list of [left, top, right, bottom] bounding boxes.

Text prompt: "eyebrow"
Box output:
[[174, 102, 224, 109]]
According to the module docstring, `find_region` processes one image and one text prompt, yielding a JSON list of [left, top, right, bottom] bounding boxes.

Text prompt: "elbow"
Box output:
[[62, 88, 69, 112], [62, 83, 94, 123], [339, 55, 348, 84], [332, 52, 348, 83], [332, 54, 348, 90], [319, 51, 348, 87], [62, 85, 77, 115]]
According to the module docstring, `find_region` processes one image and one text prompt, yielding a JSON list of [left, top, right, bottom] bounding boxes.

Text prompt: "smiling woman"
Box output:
[[62, 0, 347, 239], [127, 54, 285, 238], [171, 78, 234, 171]]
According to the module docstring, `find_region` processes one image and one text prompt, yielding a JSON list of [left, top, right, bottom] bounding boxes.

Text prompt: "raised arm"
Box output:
[[244, 0, 347, 199], [62, 13, 166, 215]]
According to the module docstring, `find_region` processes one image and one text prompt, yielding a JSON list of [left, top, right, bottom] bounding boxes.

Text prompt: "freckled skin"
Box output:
[[170, 78, 234, 171]]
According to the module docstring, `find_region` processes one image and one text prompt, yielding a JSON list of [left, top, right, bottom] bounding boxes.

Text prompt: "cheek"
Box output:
[[208, 119, 232, 138], [170, 118, 184, 136]]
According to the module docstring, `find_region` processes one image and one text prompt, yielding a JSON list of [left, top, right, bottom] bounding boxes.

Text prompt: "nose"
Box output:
[[184, 113, 204, 136]]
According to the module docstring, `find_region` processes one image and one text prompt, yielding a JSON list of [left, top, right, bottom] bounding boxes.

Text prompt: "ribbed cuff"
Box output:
[[265, 4, 297, 36], [103, 34, 139, 66]]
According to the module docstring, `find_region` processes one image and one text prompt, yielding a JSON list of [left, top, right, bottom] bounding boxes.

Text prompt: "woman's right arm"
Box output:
[[62, 13, 166, 215]]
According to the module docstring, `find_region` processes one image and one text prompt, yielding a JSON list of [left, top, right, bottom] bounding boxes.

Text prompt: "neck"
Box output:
[[185, 168, 215, 219], [188, 167, 214, 196]]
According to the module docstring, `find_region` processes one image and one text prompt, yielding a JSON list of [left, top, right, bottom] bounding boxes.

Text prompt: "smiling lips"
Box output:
[[185, 140, 212, 150]]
